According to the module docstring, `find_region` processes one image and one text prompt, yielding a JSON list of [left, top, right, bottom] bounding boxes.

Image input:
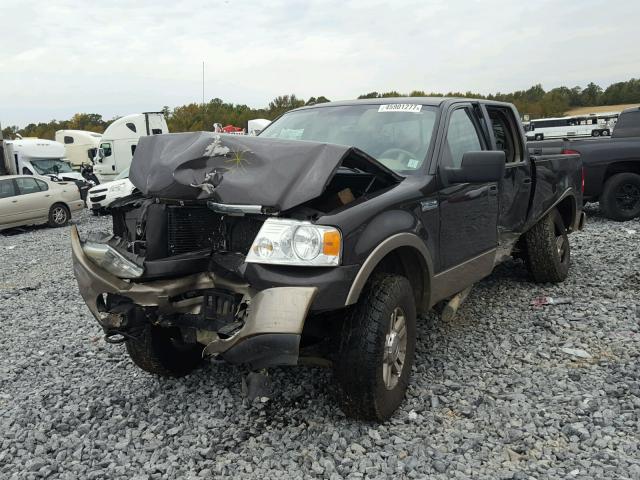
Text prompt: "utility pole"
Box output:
[[202, 61, 205, 106]]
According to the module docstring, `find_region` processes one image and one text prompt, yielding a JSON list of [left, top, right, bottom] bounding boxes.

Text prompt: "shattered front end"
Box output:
[[71, 132, 399, 368]]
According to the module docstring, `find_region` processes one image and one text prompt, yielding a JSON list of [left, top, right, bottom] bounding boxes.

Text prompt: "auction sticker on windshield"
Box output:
[[378, 104, 423, 113]]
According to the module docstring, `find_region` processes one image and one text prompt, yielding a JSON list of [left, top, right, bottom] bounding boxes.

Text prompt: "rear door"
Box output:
[[437, 104, 499, 270], [484, 105, 532, 234]]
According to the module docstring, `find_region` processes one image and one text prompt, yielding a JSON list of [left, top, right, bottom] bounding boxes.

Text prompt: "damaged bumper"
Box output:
[[71, 226, 317, 367]]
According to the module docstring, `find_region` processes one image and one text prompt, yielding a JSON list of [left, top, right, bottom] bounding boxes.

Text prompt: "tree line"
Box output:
[[3, 79, 639, 140]]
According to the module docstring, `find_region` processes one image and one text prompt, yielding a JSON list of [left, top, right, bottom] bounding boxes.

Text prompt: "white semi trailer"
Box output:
[[55, 130, 102, 169], [93, 112, 168, 182]]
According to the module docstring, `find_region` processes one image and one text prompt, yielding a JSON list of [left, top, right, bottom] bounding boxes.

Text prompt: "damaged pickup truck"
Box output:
[[71, 98, 585, 421]]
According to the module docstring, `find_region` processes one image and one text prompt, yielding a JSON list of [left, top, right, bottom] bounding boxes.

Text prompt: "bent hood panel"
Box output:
[[129, 132, 400, 211]]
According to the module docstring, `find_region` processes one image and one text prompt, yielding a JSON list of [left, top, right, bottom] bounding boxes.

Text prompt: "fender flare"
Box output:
[[344, 232, 434, 307]]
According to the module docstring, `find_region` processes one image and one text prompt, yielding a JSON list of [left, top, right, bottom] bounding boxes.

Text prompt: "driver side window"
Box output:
[[100, 142, 112, 157], [443, 108, 483, 168]]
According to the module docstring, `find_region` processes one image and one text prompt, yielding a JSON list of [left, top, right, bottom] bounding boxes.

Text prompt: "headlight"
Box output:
[[246, 219, 341, 266], [83, 242, 144, 278]]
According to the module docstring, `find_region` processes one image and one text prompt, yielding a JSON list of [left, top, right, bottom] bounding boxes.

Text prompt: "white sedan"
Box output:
[[86, 167, 135, 214], [0, 175, 84, 232]]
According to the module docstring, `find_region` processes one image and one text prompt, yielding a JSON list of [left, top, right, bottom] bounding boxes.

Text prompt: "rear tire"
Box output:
[[591, 130, 600, 137], [125, 325, 202, 377], [600, 172, 640, 221], [602, 129, 610, 136], [524, 210, 570, 283], [48, 204, 70, 227], [334, 273, 416, 421]]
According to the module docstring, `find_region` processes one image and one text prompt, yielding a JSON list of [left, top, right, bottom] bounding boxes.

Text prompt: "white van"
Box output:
[[2, 138, 85, 183], [93, 112, 168, 182], [55, 130, 102, 169]]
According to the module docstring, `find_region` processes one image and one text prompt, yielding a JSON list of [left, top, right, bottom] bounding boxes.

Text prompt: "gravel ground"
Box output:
[[1, 206, 639, 479]]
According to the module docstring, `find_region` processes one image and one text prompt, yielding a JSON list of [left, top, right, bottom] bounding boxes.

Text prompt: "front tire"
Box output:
[[524, 210, 570, 283], [600, 172, 640, 221], [125, 325, 202, 377], [334, 274, 416, 421], [48, 204, 70, 227]]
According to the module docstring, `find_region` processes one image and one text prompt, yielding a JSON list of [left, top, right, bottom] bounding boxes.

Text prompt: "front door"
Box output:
[[15, 177, 50, 220], [437, 105, 500, 271]]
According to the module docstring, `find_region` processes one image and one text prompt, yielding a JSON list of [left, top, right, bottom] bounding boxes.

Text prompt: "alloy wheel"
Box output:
[[383, 307, 408, 390]]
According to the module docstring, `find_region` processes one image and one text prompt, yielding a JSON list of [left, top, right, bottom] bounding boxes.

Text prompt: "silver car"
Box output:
[[0, 175, 84, 231]]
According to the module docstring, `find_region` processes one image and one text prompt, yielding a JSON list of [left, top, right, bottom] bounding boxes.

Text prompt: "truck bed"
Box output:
[[526, 152, 582, 231]]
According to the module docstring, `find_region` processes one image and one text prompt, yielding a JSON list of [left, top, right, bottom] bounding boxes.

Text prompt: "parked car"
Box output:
[[71, 98, 584, 421], [529, 106, 640, 221], [86, 168, 135, 215], [0, 175, 84, 231]]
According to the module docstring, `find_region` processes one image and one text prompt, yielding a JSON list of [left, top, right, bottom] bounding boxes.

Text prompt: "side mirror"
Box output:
[[444, 151, 505, 184]]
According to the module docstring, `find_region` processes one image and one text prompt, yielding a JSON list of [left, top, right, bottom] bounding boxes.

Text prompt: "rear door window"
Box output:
[[0, 179, 16, 198]]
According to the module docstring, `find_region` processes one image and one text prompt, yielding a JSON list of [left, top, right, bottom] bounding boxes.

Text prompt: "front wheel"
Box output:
[[524, 210, 570, 283], [125, 325, 203, 377], [600, 172, 640, 221], [334, 274, 416, 421]]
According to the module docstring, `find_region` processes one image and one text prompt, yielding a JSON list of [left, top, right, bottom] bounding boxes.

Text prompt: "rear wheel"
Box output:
[[48, 204, 70, 227], [125, 325, 202, 377], [602, 129, 610, 136], [600, 172, 640, 221], [591, 130, 601, 137], [524, 210, 570, 283], [334, 274, 416, 421]]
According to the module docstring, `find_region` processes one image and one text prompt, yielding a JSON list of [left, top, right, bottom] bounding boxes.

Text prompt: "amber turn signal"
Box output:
[[323, 230, 341, 256]]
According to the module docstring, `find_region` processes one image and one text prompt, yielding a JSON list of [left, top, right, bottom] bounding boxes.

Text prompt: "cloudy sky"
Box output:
[[0, 0, 637, 126]]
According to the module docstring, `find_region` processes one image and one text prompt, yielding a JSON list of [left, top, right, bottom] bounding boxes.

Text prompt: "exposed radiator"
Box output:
[[166, 206, 263, 256]]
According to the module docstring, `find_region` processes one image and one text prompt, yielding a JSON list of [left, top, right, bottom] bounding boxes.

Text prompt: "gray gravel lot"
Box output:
[[1, 206, 639, 479]]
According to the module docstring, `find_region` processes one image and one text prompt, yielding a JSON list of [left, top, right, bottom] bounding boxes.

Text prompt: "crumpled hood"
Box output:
[[129, 132, 401, 211]]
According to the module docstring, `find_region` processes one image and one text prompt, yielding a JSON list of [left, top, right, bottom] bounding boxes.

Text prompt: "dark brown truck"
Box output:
[[71, 98, 584, 420]]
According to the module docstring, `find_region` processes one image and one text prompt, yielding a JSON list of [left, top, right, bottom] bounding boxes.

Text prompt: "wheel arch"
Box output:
[[604, 161, 640, 181], [345, 233, 433, 312]]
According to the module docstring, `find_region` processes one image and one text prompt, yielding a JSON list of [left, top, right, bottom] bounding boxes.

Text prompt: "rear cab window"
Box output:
[[487, 106, 524, 164]]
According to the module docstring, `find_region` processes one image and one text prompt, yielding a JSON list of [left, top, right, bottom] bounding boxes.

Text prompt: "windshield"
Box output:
[[114, 167, 130, 180], [29, 158, 74, 175], [260, 104, 439, 173]]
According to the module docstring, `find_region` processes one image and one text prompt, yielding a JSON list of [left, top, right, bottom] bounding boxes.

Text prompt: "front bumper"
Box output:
[[71, 226, 317, 367]]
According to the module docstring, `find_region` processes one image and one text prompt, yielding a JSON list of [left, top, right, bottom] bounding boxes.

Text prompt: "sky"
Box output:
[[0, 0, 637, 127]]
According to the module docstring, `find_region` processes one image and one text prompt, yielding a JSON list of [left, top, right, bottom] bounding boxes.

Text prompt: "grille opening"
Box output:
[[166, 206, 263, 257]]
